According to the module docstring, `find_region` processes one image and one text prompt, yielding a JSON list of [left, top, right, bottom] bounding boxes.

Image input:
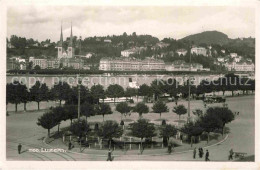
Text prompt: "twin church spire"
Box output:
[[59, 22, 73, 47], [57, 21, 74, 59]]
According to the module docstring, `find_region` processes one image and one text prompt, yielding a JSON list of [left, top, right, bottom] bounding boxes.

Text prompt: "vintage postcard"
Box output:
[[1, 0, 259, 169]]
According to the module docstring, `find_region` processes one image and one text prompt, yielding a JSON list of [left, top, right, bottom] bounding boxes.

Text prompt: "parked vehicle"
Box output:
[[212, 96, 226, 103]]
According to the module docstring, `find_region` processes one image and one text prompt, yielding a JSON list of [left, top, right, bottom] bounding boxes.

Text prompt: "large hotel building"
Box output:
[[99, 58, 165, 71]]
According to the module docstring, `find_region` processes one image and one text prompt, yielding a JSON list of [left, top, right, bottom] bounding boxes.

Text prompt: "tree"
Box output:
[[65, 85, 92, 105], [139, 84, 152, 97], [91, 84, 105, 104], [116, 102, 131, 120], [181, 121, 204, 147], [70, 119, 90, 137], [10, 35, 27, 49], [37, 111, 57, 137], [165, 78, 179, 97], [225, 73, 240, 97], [129, 119, 156, 153], [206, 107, 234, 136], [30, 81, 49, 110], [95, 103, 113, 122], [80, 102, 95, 121], [133, 102, 149, 118], [138, 84, 153, 102], [106, 84, 124, 104], [159, 124, 177, 145], [199, 111, 222, 143], [50, 81, 71, 106], [152, 100, 168, 119], [173, 104, 187, 121], [196, 80, 213, 95], [63, 105, 78, 126], [21, 87, 30, 111], [27, 61, 33, 70], [34, 65, 41, 70], [215, 73, 239, 96], [150, 79, 166, 101], [125, 87, 137, 99], [6, 81, 28, 112], [97, 120, 123, 149], [192, 109, 203, 118], [70, 119, 90, 151], [51, 106, 66, 133]]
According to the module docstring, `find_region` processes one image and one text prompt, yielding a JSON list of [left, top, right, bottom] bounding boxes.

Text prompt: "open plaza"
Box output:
[[6, 95, 254, 161]]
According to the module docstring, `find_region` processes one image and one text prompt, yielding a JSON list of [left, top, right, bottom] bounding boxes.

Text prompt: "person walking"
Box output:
[[68, 141, 72, 150], [167, 143, 172, 154], [205, 150, 210, 161], [198, 148, 202, 158], [193, 147, 197, 159], [107, 149, 113, 161], [18, 143, 22, 154], [229, 149, 234, 160]]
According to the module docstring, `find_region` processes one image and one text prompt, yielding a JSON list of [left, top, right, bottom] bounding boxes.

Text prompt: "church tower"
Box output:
[[67, 22, 74, 58], [57, 23, 63, 59]]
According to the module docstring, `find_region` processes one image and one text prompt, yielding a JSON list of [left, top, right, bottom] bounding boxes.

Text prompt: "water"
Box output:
[[6, 74, 225, 89]]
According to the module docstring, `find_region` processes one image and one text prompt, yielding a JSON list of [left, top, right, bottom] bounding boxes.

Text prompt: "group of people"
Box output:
[[234, 112, 240, 116], [193, 147, 210, 161]]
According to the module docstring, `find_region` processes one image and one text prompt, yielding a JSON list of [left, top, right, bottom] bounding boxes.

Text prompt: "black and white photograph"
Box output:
[[1, 0, 259, 168]]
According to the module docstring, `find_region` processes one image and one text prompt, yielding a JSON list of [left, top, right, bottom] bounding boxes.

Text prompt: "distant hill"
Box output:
[[180, 31, 230, 45]]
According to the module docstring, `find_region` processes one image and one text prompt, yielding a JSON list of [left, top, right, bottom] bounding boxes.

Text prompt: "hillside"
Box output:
[[180, 31, 230, 45]]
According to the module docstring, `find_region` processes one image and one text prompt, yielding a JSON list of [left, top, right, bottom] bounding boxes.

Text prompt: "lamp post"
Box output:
[[187, 45, 192, 123], [77, 74, 81, 120]]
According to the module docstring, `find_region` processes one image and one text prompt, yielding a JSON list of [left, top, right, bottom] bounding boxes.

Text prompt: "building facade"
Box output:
[[191, 47, 207, 56], [61, 58, 83, 69], [99, 58, 165, 71], [29, 57, 47, 69], [176, 49, 187, 56], [165, 60, 204, 72], [225, 61, 255, 72], [47, 59, 60, 69]]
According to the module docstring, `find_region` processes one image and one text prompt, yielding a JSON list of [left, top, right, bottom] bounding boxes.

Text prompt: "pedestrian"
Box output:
[[193, 147, 196, 159], [141, 144, 145, 154], [201, 147, 204, 157], [107, 149, 113, 161], [198, 148, 202, 158], [175, 101, 178, 105], [205, 150, 210, 161], [229, 149, 234, 160], [167, 143, 172, 154], [237, 112, 239, 115], [68, 141, 72, 150], [18, 143, 22, 154]]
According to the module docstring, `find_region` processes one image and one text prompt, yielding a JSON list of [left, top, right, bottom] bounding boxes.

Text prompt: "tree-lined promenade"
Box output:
[[6, 73, 254, 112]]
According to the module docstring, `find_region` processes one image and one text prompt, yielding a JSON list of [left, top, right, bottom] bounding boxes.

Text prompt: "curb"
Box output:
[[43, 134, 229, 157]]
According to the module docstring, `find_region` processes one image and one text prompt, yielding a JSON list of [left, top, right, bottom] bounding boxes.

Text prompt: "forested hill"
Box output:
[[180, 31, 230, 45]]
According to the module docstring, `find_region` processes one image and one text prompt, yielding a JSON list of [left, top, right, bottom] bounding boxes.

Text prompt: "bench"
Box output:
[[234, 152, 247, 159]]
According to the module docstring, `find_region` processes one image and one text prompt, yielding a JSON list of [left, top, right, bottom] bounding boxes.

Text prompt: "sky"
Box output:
[[7, 6, 255, 42]]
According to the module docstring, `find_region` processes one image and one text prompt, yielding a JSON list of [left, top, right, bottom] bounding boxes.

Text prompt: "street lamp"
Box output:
[[187, 44, 192, 123], [77, 74, 81, 120]]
